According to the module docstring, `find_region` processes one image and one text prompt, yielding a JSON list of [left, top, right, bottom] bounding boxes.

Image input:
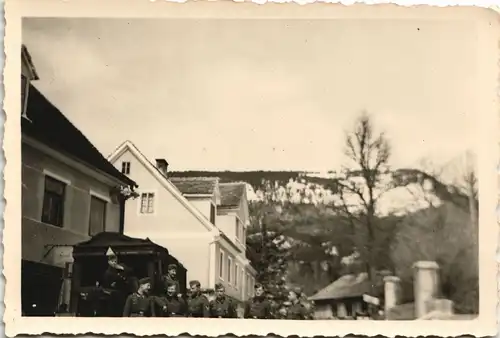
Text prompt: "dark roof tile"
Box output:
[[169, 177, 218, 195], [219, 182, 246, 207], [23, 84, 136, 187]]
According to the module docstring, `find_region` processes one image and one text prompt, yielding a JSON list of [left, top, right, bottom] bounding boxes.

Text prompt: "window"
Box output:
[[219, 251, 224, 279], [121, 161, 131, 175], [139, 193, 155, 214], [89, 195, 107, 236], [227, 256, 233, 284], [41, 176, 66, 227], [234, 264, 239, 289], [246, 274, 251, 296], [243, 227, 247, 245], [210, 203, 216, 225], [235, 218, 241, 241]]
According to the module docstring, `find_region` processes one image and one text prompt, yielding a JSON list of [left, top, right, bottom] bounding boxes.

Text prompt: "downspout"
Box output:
[[119, 198, 125, 234]]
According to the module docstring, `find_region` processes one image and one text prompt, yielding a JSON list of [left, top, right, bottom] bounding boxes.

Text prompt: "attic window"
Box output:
[[121, 161, 131, 175]]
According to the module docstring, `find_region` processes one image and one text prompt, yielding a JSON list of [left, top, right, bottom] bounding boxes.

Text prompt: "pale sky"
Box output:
[[23, 18, 478, 173]]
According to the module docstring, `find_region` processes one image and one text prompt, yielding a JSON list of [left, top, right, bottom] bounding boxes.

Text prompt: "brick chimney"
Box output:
[[155, 159, 169, 177]]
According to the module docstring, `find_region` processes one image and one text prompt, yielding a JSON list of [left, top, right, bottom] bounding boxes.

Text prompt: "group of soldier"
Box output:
[[121, 263, 313, 319]]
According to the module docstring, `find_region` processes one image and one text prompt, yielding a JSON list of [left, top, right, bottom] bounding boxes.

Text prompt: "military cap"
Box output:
[[167, 264, 177, 270], [189, 280, 201, 287], [166, 281, 178, 288], [214, 283, 225, 290], [105, 247, 117, 257], [139, 277, 151, 285]]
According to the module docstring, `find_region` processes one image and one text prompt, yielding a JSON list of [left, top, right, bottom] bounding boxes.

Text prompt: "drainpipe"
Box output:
[[119, 198, 125, 234]]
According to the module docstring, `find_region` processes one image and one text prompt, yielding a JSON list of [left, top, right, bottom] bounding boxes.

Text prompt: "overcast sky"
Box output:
[[23, 18, 478, 173]]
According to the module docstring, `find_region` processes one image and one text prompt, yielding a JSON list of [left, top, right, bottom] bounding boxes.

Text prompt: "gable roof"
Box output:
[[309, 273, 380, 301], [169, 177, 219, 195], [23, 84, 136, 187], [219, 182, 246, 207], [22, 44, 39, 80], [107, 140, 220, 233]]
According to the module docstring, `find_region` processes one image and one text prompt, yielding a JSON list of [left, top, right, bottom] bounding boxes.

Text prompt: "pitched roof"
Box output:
[[308, 273, 378, 301], [169, 177, 219, 195], [23, 84, 136, 187], [219, 182, 246, 207]]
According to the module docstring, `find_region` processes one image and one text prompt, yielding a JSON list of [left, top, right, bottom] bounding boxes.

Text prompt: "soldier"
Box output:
[[156, 282, 187, 317], [102, 247, 134, 291], [286, 288, 308, 320], [275, 305, 288, 319], [162, 264, 181, 297], [123, 277, 156, 317], [244, 283, 272, 319], [186, 280, 210, 317], [209, 283, 237, 318]]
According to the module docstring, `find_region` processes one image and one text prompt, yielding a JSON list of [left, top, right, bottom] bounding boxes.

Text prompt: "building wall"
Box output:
[[186, 197, 214, 223], [22, 142, 122, 268], [112, 149, 216, 288], [215, 241, 254, 302]]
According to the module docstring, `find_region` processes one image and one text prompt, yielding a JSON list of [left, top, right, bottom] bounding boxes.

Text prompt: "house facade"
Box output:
[[107, 141, 257, 303], [21, 45, 137, 316]]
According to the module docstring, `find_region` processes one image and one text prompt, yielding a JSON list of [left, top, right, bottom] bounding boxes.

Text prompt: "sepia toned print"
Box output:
[[3, 0, 498, 337]]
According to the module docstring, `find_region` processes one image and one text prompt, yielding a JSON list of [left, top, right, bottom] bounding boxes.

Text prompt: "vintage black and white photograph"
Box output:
[[4, 1, 498, 337]]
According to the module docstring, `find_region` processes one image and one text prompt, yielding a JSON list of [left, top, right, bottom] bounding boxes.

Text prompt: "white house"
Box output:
[[107, 140, 256, 303]]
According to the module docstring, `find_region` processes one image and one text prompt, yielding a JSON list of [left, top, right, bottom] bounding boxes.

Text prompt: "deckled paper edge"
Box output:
[[2, 1, 498, 337]]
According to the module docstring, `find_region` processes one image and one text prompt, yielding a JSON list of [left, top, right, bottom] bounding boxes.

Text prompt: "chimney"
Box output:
[[413, 261, 440, 318], [155, 159, 169, 177], [383, 276, 401, 315]]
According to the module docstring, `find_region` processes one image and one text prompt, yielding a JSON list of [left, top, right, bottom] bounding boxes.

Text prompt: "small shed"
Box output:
[[69, 232, 187, 316], [309, 273, 383, 319]]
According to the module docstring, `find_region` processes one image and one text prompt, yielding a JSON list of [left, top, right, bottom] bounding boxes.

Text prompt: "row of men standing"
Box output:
[[122, 263, 311, 319]]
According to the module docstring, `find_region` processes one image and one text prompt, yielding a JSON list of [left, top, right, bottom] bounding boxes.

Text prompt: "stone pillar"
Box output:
[[413, 261, 440, 318], [383, 276, 401, 314]]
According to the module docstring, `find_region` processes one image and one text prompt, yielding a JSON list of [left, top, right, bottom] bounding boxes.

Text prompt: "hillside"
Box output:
[[169, 169, 478, 313]]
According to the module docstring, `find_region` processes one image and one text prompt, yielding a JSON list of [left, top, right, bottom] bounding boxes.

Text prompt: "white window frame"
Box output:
[[43, 169, 72, 186], [219, 250, 225, 280], [234, 263, 239, 289], [137, 190, 157, 215], [121, 161, 131, 175], [227, 256, 233, 284]]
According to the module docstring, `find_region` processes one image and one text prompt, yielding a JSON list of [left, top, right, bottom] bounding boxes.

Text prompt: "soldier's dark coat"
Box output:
[[244, 296, 272, 319], [209, 296, 237, 318], [156, 295, 187, 317], [122, 293, 155, 317], [187, 293, 210, 317], [286, 302, 308, 320]]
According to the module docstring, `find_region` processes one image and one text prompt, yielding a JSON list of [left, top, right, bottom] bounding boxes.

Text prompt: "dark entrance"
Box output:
[[70, 232, 187, 317], [22, 260, 63, 316]]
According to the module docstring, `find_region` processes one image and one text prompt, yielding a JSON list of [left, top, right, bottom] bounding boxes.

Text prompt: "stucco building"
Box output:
[[21, 45, 137, 316], [108, 140, 256, 303]]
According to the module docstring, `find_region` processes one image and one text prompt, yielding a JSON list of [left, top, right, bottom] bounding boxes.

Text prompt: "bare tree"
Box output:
[[335, 112, 392, 281]]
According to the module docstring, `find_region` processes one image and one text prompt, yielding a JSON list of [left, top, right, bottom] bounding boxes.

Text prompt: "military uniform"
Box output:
[[209, 296, 237, 318], [123, 293, 156, 317], [156, 295, 187, 317], [286, 302, 308, 320], [187, 292, 210, 317], [244, 296, 272, 319]]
